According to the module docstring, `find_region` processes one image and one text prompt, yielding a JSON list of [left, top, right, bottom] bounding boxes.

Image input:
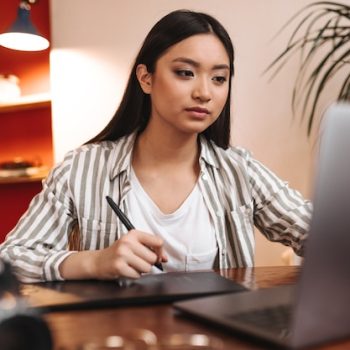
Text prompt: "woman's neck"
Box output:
[[132, 126, 200, 169], [131, 125, 201, 214]]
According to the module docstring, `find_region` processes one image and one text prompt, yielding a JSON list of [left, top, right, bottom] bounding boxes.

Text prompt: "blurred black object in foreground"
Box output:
[[0, 259, 52, 350]]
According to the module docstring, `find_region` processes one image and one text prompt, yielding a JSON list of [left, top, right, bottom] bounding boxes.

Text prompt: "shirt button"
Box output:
[[201, 174, 208, 181]]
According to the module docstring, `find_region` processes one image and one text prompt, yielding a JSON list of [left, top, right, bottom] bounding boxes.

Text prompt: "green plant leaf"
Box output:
[[266, 1, 350, 137]]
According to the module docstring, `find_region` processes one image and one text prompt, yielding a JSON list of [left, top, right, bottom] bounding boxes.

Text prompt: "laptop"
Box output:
[[24, 270, 247, 312], [174, 103, 350, 349]]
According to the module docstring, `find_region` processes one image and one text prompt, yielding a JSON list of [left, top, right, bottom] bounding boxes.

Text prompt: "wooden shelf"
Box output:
[[0, 93, 51, 114], [0, 167, 49, 184]]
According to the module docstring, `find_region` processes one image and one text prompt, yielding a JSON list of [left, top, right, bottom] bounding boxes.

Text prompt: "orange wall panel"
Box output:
[[0, 182, 42, 241], [0, 0, 51, 241], [0, 106, 53, 166]]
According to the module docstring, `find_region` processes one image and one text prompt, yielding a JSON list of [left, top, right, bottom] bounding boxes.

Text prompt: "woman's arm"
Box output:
[[248, 156, 313, 256], [0, 154, 76, 282]]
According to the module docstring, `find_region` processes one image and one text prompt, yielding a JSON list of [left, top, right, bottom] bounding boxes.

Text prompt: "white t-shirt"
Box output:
[[127, 168, 218, 273]]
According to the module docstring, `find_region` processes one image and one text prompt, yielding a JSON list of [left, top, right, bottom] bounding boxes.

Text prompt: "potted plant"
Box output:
[[266, 1, 350, 136]]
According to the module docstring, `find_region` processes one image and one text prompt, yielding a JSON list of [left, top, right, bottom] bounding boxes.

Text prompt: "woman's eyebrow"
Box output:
[[172, 57, 229, 70]]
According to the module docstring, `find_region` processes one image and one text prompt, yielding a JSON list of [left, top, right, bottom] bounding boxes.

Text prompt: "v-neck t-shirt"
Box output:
[[126, 167, 218, 273]]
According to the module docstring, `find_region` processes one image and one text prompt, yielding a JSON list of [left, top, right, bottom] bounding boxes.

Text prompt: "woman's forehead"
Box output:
[[158, 34, 230, 67]]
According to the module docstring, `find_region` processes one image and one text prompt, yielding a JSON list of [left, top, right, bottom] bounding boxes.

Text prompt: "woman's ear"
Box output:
[[136, 64, 152, 94]]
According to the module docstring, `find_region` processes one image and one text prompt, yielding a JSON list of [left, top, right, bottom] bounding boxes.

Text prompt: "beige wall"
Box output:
[[50, 0, 334, 266]]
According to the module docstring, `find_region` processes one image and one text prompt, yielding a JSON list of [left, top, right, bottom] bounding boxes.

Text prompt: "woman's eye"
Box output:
[[213, 76, 227, 84], [175, 70, 194, 78]]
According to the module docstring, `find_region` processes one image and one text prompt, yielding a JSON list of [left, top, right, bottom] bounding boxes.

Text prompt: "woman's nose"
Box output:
[[192, 78, 211, 102]]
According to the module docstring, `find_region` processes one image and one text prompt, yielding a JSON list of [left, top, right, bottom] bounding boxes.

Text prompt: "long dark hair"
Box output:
[[87, 9, 234, 149]]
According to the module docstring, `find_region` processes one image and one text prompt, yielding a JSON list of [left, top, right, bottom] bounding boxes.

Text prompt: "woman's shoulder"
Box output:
[[47, 135, 134, 181], [65, 134, 134, 161], [70, 140, 117, 157], [227, 145, 252, 159], [74, 138, 125, 154], [202, 137, 253, 166]]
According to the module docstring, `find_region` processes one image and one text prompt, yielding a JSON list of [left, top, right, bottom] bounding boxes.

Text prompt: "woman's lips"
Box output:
[[185, 107, 210, 118]]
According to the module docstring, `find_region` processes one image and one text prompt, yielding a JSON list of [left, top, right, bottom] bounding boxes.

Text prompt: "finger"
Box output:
[[130, 241, 159, 265], [126, 253, 154, 274], [118, 264, 141, 279], [151, 245, 168, 264], [103, 259, 140, 280], [135, 231, 164, 249], [152, 247, 163, 265], [130, 230, 165, 264]]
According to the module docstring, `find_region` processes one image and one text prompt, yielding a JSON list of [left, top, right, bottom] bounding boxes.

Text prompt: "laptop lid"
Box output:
[[291, 103, 350, 348], [174, 103, 350, 349]]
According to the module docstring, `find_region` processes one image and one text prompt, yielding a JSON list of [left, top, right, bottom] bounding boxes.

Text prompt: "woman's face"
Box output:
[[142, 33, 230, 136]]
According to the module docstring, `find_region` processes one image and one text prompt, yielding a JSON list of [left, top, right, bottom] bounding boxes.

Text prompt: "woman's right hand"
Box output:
[[59, 230, 168, 280], [92, 229, 167, 280], [59, 230, 167, 280]]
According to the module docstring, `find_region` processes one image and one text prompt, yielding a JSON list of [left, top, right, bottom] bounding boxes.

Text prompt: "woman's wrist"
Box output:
[[59, 250, 99, 280]]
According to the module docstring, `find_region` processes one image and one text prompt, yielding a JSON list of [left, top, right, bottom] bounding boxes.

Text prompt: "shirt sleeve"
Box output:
[[0, 152, 77, 282], [247, 155, 313, 256]]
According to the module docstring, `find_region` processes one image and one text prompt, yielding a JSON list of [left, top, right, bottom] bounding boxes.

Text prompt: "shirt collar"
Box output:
[[199, 135, 220, 169], [109, 133, 220, 180], [109, 132, 137, 180]]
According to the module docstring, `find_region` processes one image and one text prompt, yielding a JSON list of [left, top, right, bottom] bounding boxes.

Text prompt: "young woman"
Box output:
[[0, 10, 312, 282]]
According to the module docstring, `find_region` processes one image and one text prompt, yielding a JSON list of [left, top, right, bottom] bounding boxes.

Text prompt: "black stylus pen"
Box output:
[[106, 196, 163, 271]]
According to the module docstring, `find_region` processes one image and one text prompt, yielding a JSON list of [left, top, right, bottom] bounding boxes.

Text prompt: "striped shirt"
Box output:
[[0, 133, 312, 282]]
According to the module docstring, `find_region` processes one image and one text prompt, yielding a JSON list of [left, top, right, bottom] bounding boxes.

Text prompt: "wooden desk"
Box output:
[[22, 267, 350, 350]]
